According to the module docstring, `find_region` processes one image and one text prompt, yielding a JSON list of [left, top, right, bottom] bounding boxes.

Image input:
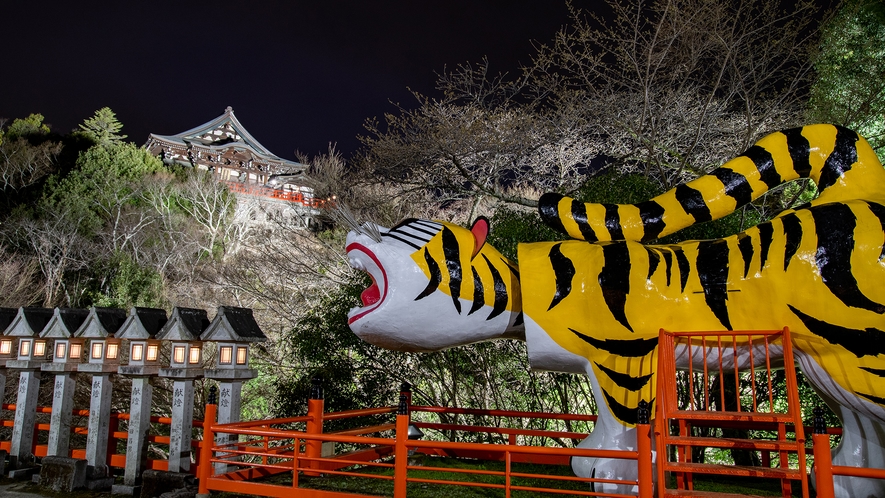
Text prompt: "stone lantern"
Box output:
[[113, 307, 168, 495], [0, 307, 18, 363], [4, 307, 53, 471], [202, 307, 267, 472], [157, 307, 209, 473], [0, 308, 17, 405], [40, 308, 90, 458], [74, 307, 127, 488]]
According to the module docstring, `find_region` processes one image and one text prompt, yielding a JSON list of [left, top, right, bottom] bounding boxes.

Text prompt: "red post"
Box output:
[[197, 387, 218, 496], [106, 413, 120, 466], [304, 377, 324, 475], [813, 432, 835, 498], [394, 399, 409, 498], [636, 400, 653, 498]]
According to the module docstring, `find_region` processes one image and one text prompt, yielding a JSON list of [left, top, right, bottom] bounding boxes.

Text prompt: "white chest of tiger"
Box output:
[[346, 125, 885, 497]]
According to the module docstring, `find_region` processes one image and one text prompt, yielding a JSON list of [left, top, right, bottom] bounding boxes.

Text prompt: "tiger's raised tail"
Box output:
[[539, 124, 885, 242]]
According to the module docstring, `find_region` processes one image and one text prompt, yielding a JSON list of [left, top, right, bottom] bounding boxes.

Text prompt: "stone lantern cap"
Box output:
[[5, 307, 53, 337], [41, 308, 90, 339], [116, 307, 168, 340], [73, 307, 127, 339], [156, 307, 209, 342], [200, 306, 267, 343]]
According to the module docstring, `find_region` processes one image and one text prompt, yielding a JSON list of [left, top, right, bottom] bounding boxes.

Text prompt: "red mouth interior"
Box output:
[[361, 277, 381, 306]]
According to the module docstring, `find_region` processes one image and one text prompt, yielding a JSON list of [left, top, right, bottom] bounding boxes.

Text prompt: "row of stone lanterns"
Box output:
[[0, 305, 266, 493]]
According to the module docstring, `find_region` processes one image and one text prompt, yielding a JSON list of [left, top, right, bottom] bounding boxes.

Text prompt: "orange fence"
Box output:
[[196, 391, 653, 498], [0, 403, 205, 474], [224, 181, 331, 208]]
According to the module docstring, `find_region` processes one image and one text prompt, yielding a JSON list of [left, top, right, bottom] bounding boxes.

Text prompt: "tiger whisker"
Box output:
[[333, 204, 382, 243]]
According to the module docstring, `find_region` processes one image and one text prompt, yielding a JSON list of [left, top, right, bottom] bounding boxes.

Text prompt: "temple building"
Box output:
[[144, 107, 324, 213]]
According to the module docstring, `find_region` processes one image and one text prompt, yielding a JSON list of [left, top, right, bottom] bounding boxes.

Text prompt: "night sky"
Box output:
[[2, 1, 587, 160]]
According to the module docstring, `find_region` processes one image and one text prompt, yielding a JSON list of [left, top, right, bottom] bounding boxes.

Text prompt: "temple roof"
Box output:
[[146, 106, 303, 170]]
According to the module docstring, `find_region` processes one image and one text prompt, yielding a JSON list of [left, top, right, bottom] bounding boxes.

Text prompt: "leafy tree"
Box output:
[[76, 107, 127, 147], [44, 142, 164, 240], [808, 0, 885, 153], [0, 114, 61, 198]]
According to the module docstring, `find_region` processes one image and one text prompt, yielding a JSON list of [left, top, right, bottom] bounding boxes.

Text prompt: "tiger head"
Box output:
[[346, 217, 524, 351]]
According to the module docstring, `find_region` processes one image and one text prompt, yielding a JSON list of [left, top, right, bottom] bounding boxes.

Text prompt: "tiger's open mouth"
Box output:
[[346, 242, 388, 324]]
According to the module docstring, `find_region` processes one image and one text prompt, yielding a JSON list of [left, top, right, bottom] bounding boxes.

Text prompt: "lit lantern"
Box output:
[[40, 308, 90, 373], [156, 307, 209, 378], [74, 307, 127, 374], [202, 306, 267, 378], [117, 307, 166, 376], [0, 308, 16, 359], [5, 307, 54, 368]]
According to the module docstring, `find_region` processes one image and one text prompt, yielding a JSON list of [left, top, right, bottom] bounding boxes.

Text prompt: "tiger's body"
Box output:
[[345, 125, 885, 497]]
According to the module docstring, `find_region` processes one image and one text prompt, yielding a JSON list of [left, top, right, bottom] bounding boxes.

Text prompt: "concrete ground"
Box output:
[[0, 478, 114, 498]]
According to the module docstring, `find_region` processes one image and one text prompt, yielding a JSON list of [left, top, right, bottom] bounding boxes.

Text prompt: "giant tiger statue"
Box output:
[[344, 124, 885, 497]]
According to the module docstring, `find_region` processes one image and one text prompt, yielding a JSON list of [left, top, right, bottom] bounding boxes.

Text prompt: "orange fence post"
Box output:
[[636, 400, 653, 498], [394, 393, 409, 498], [812, 408, 835, 498], [305, 377, 324, 475], [197, 386, 217, 497]]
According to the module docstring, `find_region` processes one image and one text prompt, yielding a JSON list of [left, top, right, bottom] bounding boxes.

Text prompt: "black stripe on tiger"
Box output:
[[742, 145, 781, 190], [646, 248, 661, 282], [857, 392, 885, 406], [781, 213, 803, 271], [599, 243, 633, 332], [864, 201, 885, 261], [601, 390, 654, 426], [662, 250, 673, 286], [759, 222, 773, 270], [672, 247, 690, 292], [415, 248, 442, 301], [737, 233, 753, 278], [812, 204, 885, 313], [604, 204, 624, 240], [637, 200, 666, 241], [441, 227, 463, 314], [697, 239, 733, 330], [482, 254, 509, 321], [468, 267, 484, 316], [818, 127, 858, 191], [538, 192, 568, 236], [788, 305, 885, 358], [713, 168, 753, 206], [860, 366, 885, 377], [782, 127, 813, 178], [572, 199, 599, 242], [569, 328, 659, 357], [595, 362, 653, 391], [675, 184, 713, 223], [548, 243, 575, 311]]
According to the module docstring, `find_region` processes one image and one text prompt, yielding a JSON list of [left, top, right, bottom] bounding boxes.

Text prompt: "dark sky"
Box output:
[[1, 1, 586, 160]]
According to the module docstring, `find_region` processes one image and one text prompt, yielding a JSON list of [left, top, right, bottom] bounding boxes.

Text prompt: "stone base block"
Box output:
[[86, 476, 116, 490], [112, 484, 142, 496], [7, 466, 38, 479], [38, 456, 87, 492], [140, 470, 196, 498]]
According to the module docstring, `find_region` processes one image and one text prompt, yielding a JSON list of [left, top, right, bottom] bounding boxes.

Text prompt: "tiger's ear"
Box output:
[[470, 217, 490, 259]]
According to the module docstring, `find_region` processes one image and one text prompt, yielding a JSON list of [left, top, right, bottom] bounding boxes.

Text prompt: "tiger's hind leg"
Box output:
[[798, 354, 885, 498]]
